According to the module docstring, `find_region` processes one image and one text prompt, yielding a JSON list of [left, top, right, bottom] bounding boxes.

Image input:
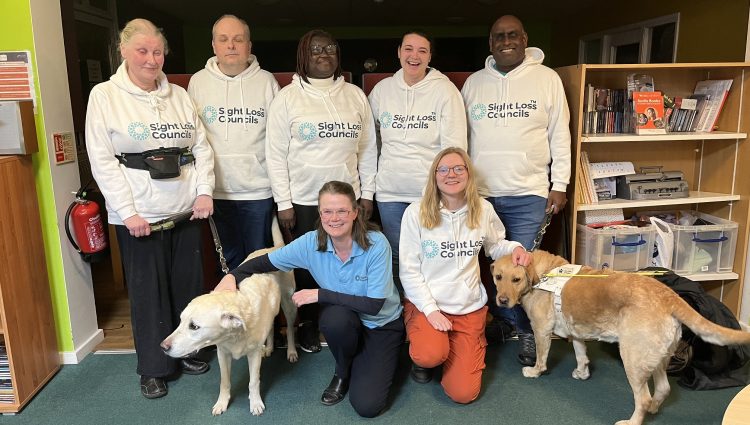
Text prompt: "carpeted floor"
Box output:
[[0, 340, 742, 424]]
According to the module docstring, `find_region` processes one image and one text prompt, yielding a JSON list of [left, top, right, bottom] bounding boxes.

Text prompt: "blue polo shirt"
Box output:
[[268, 230, 402, 329]]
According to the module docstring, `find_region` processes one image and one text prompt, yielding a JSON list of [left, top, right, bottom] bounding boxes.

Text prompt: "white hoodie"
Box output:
[[265, 74, 377, 209], [461, 48, 571, 198], [399, 199, 522, 316], [188, 55, 279, 200], [369, 68, 467, 203], [85, 61, 215, 224]]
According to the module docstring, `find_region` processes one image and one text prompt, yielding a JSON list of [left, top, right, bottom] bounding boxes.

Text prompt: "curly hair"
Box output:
[[296, 29, 343, 84]]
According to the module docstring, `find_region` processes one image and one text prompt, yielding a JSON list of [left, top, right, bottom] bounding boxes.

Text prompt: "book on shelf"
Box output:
[[579, 151, 597, 204], [633, 91, 666, 135], [692, 79, 733, 132]]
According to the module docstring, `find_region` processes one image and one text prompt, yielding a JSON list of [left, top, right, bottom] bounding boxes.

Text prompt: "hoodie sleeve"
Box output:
[[85, 87, 138, 221], [368, 87, 382, 149], [439, 83, 468, 151], [547, 75, 572, 193], [483, 206, 523, 260], [357, 91, 378, 201], [399, 205, 440, 316], [265, 92, 294, 210], [189, 102, 215, 197]]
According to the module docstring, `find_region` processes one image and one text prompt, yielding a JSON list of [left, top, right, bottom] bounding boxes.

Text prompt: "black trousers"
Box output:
[[291, 204, 321, 324], [116, 220, 204, 378], [319, 305, 404, 418]]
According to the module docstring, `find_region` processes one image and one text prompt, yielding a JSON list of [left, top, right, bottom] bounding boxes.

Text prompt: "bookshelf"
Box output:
[[555, 63, 750, 316], [0, 155, 60, 413]]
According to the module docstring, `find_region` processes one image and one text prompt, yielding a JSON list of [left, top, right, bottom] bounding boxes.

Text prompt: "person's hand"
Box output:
[[292, 289, 319, 307], [511, 246, 532, 267], [278, 208, 295, 231], [191, 194, 213, 220], [547, 191, 567, 215], [359, 199, 373, 220], [123, 214, 151, 238], [213, 274, 237, 292], [426, 310, 452, 332]]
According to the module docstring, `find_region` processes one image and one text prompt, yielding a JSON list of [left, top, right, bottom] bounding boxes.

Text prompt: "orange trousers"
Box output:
[[404, 300, 487, 404]]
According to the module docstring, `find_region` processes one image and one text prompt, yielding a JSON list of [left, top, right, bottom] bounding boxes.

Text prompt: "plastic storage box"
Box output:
[[670, 211, 738, 275], [576, 224, 656, 271]]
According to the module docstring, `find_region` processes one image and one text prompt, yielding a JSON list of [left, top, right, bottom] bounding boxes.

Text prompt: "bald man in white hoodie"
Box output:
[[461, 15, 571, 367], [188, 15, 280, 270]]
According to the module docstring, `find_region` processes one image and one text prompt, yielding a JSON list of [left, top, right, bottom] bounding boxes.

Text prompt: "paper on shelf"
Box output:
[[589, 162, 636, 179]]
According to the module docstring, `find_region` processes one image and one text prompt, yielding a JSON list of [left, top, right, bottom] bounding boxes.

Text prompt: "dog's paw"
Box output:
[[522, 366, 542, 378], [287, 349, 299, 363], [262, 345, 273, 358], [211, 400, 228, 416], [249, 399, 265, 416], [614, 420, 634, 425], [572, 367, 590, 380]]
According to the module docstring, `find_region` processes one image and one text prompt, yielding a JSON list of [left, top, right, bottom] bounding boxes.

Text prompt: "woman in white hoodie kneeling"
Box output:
[[399, 147, 530, 403]]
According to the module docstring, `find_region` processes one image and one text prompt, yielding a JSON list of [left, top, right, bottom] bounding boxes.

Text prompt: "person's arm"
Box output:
[[189, 109, 215, 219], [356, 91, 378, 202], [439, 83, 468, 151], [215, 254, 279, 291], [265, 93, 294, 212], [484, 207, 524, 261], [398, 207, 440, 316], [318, 290, 385, 315], [547, 75, 572, 198]]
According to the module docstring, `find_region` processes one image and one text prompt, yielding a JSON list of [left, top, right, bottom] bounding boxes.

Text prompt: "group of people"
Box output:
[[85, 13, 570, 417]]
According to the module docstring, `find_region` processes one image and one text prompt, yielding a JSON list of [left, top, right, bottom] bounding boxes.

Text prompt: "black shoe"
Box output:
[[517, 332, 537, 366], [140, 376, 168, 399], [485, 317, 516, 345], [298, 321, 321, 353], [410, 364, 433, 384], [180, 358, 210, 375], [321, 374, 349, 406]]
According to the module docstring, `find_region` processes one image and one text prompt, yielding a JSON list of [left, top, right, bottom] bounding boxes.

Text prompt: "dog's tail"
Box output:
[[271, 215, 284, 248], [672, 296, 750, 346]]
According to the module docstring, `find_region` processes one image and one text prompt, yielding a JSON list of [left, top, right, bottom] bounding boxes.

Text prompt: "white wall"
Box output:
[[29, 0, 103, 363]]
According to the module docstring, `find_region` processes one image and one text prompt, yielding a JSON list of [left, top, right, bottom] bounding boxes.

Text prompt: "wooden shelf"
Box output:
[[687, 272, 739, 282], [582, 131, 746, 143], [577, 191, 740, 211]]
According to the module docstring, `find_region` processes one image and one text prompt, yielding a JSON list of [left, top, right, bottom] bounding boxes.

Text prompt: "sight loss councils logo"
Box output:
[[422, 240, 439, 259], [379, 111, 393, 128], [298, 122, 316, 141], [202, 106, 218, 124], [128, 122, 148, 141], [470, 103, 487, 120]]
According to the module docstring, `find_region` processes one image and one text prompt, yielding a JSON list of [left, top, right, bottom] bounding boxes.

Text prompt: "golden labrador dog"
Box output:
[[161, 221, 298, 416], [491, 249, 750, 425]]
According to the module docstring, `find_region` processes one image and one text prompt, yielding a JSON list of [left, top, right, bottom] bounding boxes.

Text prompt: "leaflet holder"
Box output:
[[0, 100, 38, 154]]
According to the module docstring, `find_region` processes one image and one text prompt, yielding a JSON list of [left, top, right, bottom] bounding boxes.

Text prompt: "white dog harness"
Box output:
[[533, 264, 582, 314]]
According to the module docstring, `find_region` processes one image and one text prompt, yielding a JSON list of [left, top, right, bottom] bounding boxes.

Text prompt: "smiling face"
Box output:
[[489, 15, 528, 73], [436, 153, 468, 199], [121, 32, 165, 91], [398, 33, 431, 85], [307, 35, 338, 79], [212, 16, 251, 75], [319, 193, 358, 241]]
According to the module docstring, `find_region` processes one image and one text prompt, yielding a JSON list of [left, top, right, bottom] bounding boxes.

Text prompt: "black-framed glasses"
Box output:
[[319, 209, 352, 219], [311, 44, 338, 55], [436, 165, 467, 176]]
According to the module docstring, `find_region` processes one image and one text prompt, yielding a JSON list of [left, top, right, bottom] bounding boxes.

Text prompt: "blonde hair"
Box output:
[[119, 18, 169, 55], [420, 147, 482, 230]]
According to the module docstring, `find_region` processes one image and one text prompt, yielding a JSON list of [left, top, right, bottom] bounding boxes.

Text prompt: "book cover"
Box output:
[[633, 91, 666, 135]]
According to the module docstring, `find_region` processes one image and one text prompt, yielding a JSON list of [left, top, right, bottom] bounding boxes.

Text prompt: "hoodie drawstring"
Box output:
[[147, 93, 165, 125]]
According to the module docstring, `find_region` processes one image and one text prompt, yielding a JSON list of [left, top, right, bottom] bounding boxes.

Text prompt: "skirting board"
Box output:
[[59, 329, 104, 364]]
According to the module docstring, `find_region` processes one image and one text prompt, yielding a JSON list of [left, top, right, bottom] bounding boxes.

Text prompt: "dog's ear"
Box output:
[[525, 254, 539, 285], [220, 313, 246, 330]]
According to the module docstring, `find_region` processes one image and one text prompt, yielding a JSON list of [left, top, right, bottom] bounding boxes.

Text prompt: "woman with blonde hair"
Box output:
[[399, 147, 530, 403]]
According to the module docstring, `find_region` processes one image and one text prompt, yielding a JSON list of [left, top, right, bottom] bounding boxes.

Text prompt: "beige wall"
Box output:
[[550, 0, 749, 66]]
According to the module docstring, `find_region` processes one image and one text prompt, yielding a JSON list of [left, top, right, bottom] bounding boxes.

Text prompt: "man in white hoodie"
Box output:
[[461, 15, 571, 366], [188, 15, 280, 270]]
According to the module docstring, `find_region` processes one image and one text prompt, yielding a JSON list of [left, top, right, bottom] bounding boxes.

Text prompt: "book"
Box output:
[[633, 91, 667, 135], [693, 79, 733, 132]]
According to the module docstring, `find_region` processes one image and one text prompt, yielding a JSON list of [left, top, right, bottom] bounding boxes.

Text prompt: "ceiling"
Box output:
[[140, 0, 596, 28]]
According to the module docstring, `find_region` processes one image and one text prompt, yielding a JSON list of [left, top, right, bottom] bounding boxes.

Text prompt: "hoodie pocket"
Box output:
[[376, 159, 430, 196], [289, 162, 351, 200], [214, 154, 270, 193], [474, 152, 533, 188], [125, 168, 196, 216], [429, 278, 482, 309]]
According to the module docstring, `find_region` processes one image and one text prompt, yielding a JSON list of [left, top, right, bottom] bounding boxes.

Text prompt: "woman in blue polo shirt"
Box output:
[[214, 180, 403, 418]]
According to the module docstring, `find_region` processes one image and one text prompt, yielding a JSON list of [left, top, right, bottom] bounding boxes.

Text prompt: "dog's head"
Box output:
[[491, 250, 567, 308], [161, 291, 247, 358]]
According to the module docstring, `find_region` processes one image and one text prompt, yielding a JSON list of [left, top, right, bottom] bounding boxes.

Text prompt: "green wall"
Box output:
[[551, 0, 748, 66], [1, 0, 73, 351]]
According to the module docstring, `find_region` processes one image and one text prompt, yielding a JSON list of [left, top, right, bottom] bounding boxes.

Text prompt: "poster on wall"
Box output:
[[53, 132, 76, 165], [0, 51, 34, 101]]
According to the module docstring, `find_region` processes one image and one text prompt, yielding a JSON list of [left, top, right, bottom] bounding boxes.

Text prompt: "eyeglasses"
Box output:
[[436, 165, 467, 176], [492, 31, 524, 42], [311, 44, 338, 55], [319, 209, 352, 219]]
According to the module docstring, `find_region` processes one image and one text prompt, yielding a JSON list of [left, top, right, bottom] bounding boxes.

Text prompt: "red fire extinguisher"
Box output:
[[65, 184, 108, 262]]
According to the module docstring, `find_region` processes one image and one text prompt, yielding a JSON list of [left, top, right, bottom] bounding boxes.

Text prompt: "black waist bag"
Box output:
[[117, 147, 195, 179]]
